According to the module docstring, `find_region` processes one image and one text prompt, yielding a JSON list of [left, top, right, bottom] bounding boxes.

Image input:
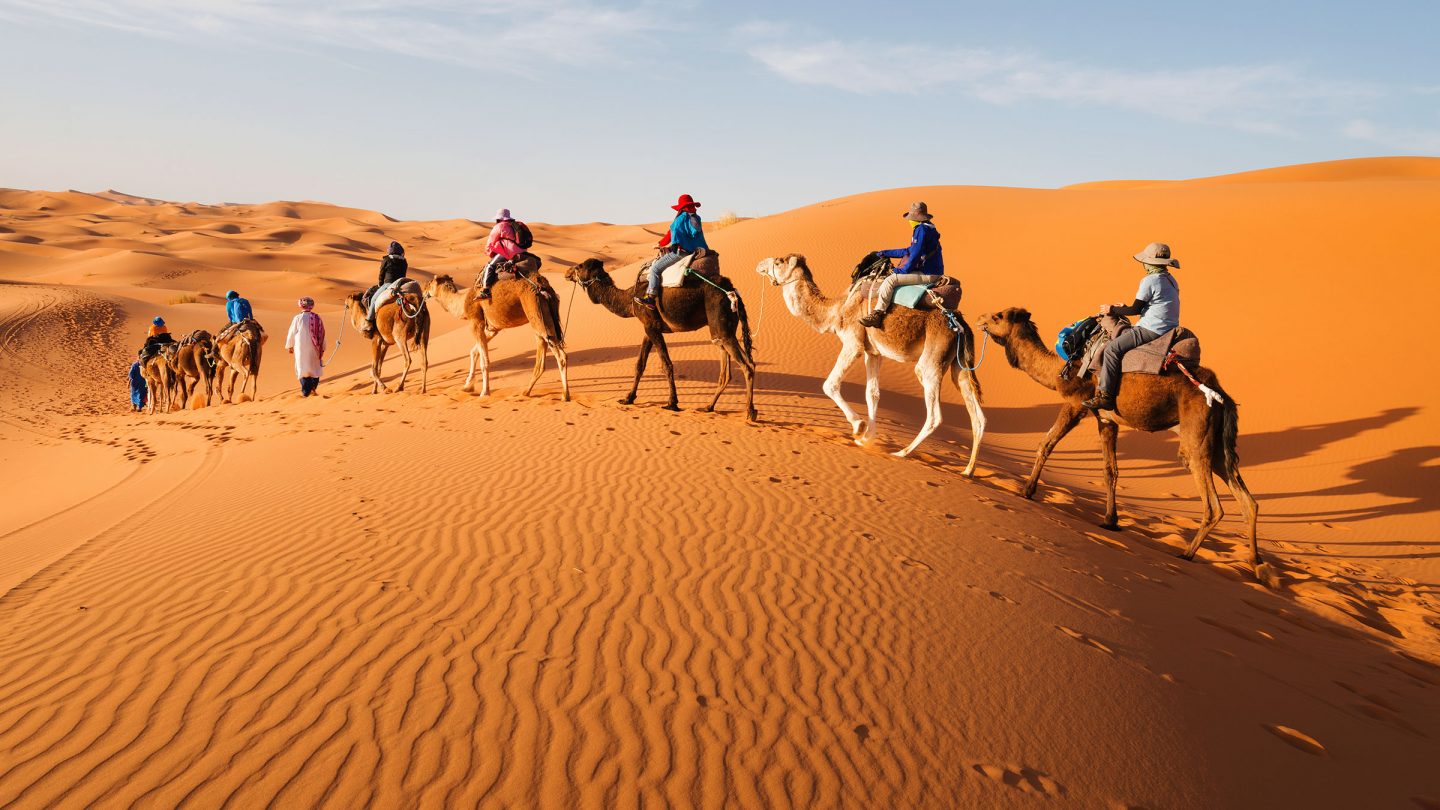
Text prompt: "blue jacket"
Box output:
[[668, 212, 708, 252], [878, 223, 943, 275], [227, 296, 254, 323], [128, 361, 147, 408]]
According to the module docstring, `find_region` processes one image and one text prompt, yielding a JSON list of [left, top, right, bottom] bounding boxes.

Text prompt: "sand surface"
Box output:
[[2, 157, 1439, 807]]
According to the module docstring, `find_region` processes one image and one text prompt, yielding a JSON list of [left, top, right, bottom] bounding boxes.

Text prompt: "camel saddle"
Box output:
[[179, 329, 212, 347], [493, 252, 542, 283], [1075, 315, 1202, 378], [851, 275, 962, 311], [365, 278, 424, 310], [633, 248, 722, 290]]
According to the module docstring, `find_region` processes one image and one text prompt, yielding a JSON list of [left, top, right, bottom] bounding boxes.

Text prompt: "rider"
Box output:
[[367, 241, 409, 332], [859, 202, 943, 328], [477, 209, 522, 301], [1082, 242, 1182, 411], [140, 316, 174, 358], [636, 194, 707, 310], [217, 289, 254, 341]]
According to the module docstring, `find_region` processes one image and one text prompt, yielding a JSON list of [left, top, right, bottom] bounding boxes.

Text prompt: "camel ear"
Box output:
[[1011, 308, 1031, 323]]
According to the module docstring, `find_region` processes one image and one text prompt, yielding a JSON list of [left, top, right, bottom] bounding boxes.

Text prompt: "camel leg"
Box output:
[[1097, 417, 1121, 529], [1023, 405, 1085, 499], [955, 369, 985, 478], [462, 340, 481, 392], [395, 335, 412, 392], [553, 342, 570, 402], [702, 344, 730, 413], [822, 340, 866, 440], [524, 336, 547, 396], [653, 336, 680, 411], [418, 336, 428, 394], [713, 336, 755, 420], [895, 363, 944, 457], [476, 336, 492, 397], [1180, 447, 1226, 561], [372, 342, 390, 393], [1222, 471, 1261, 567], [621, 336, 654, 405], [860, 351, 881, 444]]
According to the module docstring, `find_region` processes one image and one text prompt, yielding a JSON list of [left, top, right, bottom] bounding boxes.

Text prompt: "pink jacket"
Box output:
[[486, 221, 522, 260]]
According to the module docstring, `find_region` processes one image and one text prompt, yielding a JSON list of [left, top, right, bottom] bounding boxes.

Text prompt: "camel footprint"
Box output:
[[972, 763, 1066, 797]]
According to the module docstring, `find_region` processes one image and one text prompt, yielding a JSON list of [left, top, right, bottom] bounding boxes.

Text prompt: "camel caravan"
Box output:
[[126, 196, 1263, 575]]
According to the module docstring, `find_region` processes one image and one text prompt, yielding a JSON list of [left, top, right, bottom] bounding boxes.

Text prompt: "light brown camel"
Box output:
[[755, 255, 985, 473], [424, 268, 568, 399], [139, 344, 175, 415], [169, 330, 216, 407], [344, 282, 430, 393], [213, 319, 266, 403], [977, 307, 1260, 570], [564, 256, 757, 421]]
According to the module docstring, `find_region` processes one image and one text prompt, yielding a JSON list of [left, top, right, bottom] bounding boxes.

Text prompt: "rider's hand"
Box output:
[[1099, 304, 1112, 316]]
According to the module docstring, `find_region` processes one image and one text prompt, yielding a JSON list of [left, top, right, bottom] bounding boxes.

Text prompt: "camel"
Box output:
[[169, 330, 216, 407], [344, 282, 430, 393], [754, 254, 985, 474], [213, 320, 266, 403], [139, 344, 176, 415], [977, 307, 1260, 570], [424, 267, 568, 399], [564, 257, 757, 421]]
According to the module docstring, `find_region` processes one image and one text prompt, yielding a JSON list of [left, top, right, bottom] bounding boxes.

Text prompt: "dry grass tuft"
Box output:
[[167, 293, 200, 305]]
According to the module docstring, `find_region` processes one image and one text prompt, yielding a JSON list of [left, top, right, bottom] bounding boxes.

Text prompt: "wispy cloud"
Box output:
[[1343, 118, 1440, 153], [0, 0, 666, 72], [739, 24, 1379, 134]]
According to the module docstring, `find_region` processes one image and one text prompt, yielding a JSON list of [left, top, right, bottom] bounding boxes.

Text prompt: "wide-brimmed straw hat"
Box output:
[[671, 194, 701, 211], [902, 201, 933, 222], [1133, 242, 1180, 268]]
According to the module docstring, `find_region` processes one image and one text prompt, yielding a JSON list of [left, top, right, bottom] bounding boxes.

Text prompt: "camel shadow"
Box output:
[[1116, 406, 1421, 468]]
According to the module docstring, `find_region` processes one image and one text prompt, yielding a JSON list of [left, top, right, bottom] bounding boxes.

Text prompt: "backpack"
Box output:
[[513, 220, 534, 250], [1056, 316, 1100, 361]]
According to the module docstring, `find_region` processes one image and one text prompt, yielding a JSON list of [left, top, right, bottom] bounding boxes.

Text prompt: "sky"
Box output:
[[1, 0, 1436, 223]]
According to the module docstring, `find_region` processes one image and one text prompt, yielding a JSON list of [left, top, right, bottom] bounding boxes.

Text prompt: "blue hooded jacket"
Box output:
[[878, 223, 943, 275], [668, 212, 708, 252], [227, 296, 254, 323]]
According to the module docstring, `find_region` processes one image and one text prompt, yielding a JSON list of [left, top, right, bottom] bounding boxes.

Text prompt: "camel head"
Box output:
[[426, 274, 458, 298], [565, 258, 608, 287], [754, 254, 811, 287], [976, 308, 1038, 346], [343, 291, 368, 328]]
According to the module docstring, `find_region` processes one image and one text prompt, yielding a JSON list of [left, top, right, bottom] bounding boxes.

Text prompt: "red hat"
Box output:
[[671, 194, 701, 211]]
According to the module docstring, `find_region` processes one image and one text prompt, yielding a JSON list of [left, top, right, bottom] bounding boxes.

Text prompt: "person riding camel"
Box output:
[[477, 209, 522, 301], [139, 316, 174, 358], [858, 202, 944, 328], [636, 194, 708, 310], [366, 241, 409, 334], [216, 289, 254, 341], [1082, 242, 1183, 412]]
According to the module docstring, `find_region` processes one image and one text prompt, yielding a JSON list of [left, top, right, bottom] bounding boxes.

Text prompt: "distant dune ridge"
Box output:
[[1, 157, 1438, 808]]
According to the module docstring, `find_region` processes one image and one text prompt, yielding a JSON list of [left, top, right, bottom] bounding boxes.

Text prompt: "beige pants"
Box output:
[[872, 273, 935, 311]]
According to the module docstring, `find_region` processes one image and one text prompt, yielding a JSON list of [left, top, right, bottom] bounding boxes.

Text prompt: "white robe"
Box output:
[[285, 311, 325, 378]]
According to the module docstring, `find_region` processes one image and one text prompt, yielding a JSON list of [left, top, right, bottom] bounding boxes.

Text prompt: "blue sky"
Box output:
[[1, 1, 1436, 223]]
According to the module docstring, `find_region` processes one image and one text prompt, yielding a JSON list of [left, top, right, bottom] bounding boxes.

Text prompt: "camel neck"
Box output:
[[587, 275, 636, 319], [434, 287, 468, 319], [1008, 326, 1066, 391], [782, 276, 840, 333]]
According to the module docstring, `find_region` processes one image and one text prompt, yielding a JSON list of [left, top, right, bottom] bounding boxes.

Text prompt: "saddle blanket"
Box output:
[[853, 276, 963, 311], [1076, 315, 1202, 377]]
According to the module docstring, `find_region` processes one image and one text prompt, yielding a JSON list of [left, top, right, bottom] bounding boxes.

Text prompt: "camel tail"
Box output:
[[735, 291, 754, 358], [949, 318, 983, 402], [1213, 384, 1242, 482]]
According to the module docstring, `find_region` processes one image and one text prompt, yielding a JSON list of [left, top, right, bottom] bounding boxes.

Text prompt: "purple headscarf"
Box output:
[[388, 241, 404, 256]]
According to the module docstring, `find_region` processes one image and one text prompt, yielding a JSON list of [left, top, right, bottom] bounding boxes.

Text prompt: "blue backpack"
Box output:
[[1056, 316, 1100, 361]]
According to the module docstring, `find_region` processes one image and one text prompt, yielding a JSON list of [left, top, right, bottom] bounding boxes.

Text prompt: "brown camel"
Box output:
[[344, 282, 430, 393], [754, 255, 985, 473], [213, 319, 266, 403], [139, 344, 176, 415], [564, 256, 757, 421], [169, 330, 216, 407], [424, 267, 568, 399], [978, 307, 1260, 570]]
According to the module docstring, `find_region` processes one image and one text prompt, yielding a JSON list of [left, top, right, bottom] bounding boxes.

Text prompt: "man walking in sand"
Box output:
[[285, 297, 327, 397], [859, 202, 945, 328]]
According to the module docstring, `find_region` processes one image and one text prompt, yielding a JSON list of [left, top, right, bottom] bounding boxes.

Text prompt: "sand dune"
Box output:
[[1, 160, 1438, 808]]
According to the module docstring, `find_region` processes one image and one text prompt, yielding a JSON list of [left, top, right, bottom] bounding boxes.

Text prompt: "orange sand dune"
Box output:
[[1, 161, 1438, 808]]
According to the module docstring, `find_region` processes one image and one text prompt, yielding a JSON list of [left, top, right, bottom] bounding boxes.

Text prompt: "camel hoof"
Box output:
[[1100, 520, 1120, 531], [662, 404, 681, 412], [746, 410, 758, 423], [1021, 488, 1036, 501], [891, 449, 910, 458], [1178, 550, 1196, 561], [700, 405, 716, 413], [618, 397, 635, 406]]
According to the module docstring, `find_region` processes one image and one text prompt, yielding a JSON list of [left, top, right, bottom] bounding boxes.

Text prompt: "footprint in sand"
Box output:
[[988, 591, 1018, 605], [1057, 625, 1115, 655], [1262, 723, 1326, 756], [972, 763, 1066, 797], [898, 556, 933, 572]]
